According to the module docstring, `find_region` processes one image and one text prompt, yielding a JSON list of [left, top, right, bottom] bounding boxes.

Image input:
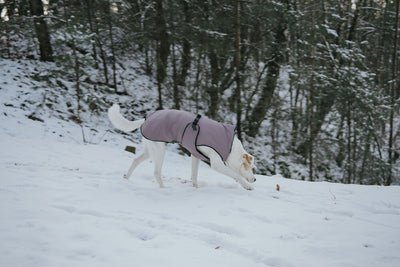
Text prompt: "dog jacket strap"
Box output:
[[182, 121, 210, 163], [192, 114, 202, 130]]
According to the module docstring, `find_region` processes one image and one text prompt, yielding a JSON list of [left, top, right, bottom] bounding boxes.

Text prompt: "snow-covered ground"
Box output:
[[1, 61, 400, 267]]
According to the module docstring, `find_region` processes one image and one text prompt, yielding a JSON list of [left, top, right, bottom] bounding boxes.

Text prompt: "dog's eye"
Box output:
[[252, 168, 256, 174]]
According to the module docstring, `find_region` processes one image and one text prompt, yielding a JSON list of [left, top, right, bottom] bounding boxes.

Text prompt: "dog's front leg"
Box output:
[[207, 152, 254, 190], [191, 156, 200, 188], [212, 160, 254, 190]]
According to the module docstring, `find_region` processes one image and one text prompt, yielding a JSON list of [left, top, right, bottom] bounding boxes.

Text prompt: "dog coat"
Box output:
[[140, 110, 236, 163]]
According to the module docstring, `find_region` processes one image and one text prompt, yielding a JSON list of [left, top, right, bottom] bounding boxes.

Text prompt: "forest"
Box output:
[[1, 0, 399, 185]]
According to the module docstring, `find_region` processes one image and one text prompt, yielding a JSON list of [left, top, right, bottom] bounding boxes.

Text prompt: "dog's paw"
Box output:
[[243, 184, 254, 191]]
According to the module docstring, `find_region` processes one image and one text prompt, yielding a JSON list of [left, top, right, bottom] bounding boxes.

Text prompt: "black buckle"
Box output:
[[192, 114, 201, 130]]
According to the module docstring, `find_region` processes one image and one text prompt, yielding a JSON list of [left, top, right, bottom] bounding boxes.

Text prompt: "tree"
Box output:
[[234, 0, 242, 140], [155, 0, 169, 109], [387, 0, 400, 185], [246, 0, 288, 137], [30, 0, 53, 61]]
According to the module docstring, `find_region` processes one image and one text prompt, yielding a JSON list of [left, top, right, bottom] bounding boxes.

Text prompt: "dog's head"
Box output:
[[240, 153, 257, 183]]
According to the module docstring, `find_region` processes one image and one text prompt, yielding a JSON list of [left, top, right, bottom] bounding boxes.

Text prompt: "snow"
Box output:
[[1, 61, 400, 267]]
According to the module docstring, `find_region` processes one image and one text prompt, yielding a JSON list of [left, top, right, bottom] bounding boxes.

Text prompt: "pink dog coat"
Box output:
[[140, 110, 236, 163]]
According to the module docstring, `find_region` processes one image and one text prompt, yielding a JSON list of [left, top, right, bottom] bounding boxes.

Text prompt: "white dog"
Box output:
[[108, 104, 256, 190]]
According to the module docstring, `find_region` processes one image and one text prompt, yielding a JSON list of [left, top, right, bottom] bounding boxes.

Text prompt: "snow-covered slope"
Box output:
[[1, 78, 400, 267]]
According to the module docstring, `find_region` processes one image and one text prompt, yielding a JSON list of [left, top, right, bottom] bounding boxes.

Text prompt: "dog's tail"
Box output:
[[108, 104, 145, 132]]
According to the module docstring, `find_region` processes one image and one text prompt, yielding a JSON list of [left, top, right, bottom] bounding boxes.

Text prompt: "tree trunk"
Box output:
[[172, 44, 180, 109], [30, 0, 53, 61], [387, 0, 400, 186], [308, 2, 317, 181], [178, 0, 191, 87], [207, 51, 221, 118], [346, 105, 352, 183], [155, 0, 169, 109], [106, 0, 118, 92], [83, 0, 98, 69], [246, 53, 282, 137], [91, 0, 108, 84], [234, 0, 242, 140]]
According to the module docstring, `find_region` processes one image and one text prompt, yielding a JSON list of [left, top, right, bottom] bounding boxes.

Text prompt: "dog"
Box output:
[[108, 104, 256, 190]]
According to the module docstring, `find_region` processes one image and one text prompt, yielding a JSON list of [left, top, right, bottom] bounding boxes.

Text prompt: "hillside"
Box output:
[[1, 60, 400, 267]]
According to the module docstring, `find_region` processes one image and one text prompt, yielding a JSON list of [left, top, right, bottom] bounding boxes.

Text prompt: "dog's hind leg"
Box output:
[[191, 156, 200, 188], [148, 141, 166, 188], [124, 150, 149, 179]]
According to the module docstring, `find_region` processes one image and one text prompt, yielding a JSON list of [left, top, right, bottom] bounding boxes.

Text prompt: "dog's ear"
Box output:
[[243, 153, 253, 164], [242, 153, 253, 170]]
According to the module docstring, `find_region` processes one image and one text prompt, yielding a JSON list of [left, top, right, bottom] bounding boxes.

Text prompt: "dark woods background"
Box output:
[[1, 0, 399, 185]]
